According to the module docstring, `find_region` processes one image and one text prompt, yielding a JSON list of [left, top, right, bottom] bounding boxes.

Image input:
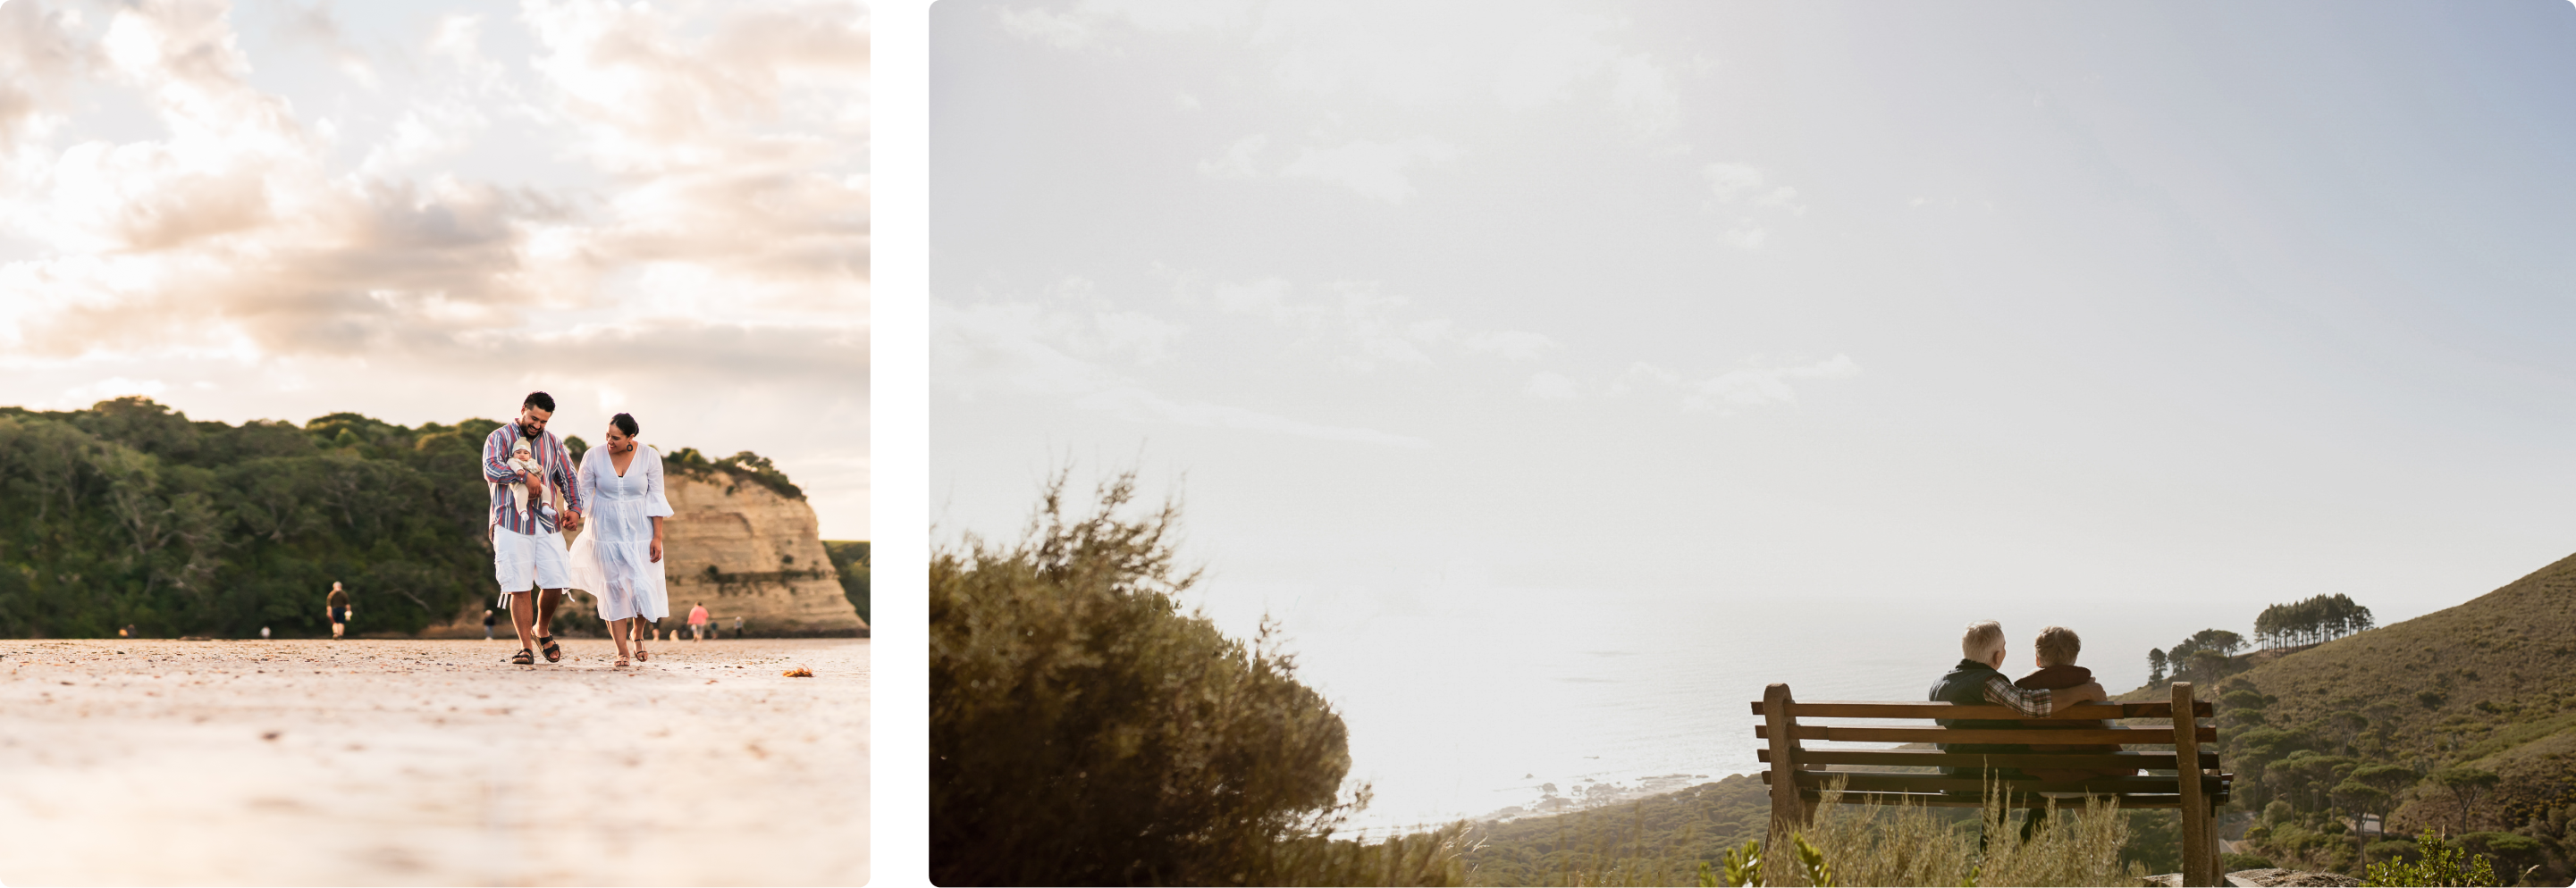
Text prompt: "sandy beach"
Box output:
[[0, 637, 868, 886]]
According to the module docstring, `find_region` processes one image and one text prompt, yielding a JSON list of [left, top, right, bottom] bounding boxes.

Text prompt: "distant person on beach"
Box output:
[[565, 413, 671, 668], [483, 608, 497, 641], [2012, 625, 2133, 783], [1930, 620, 2109, 844], [260, 626, 270, 640], [486, 391, 584, 666], [325, 582, 352, 640], [733, 616, 744, 638], [688, 603, 709, 641]]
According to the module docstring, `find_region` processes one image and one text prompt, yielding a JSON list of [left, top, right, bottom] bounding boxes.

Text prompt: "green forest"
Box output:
[[0, 397, 808, 640], [823, 540, 870, 624]]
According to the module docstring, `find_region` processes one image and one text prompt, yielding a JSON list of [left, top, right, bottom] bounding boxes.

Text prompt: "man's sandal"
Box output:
[[538, 636, 563, 663], [511, 649, 535, 666]]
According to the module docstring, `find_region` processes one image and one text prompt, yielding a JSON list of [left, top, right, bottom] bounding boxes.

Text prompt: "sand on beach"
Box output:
[[0, 637, 868, 886]]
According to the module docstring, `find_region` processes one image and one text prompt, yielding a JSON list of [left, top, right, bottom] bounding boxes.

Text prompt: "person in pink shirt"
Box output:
[[688, 603, 710, 641]]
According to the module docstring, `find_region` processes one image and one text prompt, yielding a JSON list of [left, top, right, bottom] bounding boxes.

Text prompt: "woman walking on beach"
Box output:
[[566, 413, 674, 667]]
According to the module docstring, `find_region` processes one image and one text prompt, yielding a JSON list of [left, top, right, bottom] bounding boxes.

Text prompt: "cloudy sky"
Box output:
[[930, 0, 2576, 821], [0, 0, 870, 537]]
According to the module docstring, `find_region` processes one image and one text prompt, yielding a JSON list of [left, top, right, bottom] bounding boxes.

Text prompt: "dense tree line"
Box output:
[[2148, 628, 2244, 687], [2254, 593, 2376, 650], [0, 397, 802, 641], [823, 540, 870, 624]]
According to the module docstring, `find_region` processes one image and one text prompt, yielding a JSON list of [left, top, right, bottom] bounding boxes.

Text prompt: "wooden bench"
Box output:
[[1754, 681, 2233, 887]]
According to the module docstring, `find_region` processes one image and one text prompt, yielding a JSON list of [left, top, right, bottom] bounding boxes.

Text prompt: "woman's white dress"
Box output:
[[566, 444, 676, 622]]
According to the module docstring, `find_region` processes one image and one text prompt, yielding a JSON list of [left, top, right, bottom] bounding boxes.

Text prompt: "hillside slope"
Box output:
[[2158, 550, 2576, 830]]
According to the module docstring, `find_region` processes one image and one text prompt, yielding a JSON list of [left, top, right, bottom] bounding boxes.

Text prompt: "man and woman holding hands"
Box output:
[[483, 391, 675, 667]]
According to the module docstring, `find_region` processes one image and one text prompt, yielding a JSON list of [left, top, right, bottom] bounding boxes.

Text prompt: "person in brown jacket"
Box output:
[[2012, 625, 2134, 783]]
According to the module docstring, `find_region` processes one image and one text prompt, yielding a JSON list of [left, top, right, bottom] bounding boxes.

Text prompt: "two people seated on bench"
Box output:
[[1928, 621, 2115, 842]]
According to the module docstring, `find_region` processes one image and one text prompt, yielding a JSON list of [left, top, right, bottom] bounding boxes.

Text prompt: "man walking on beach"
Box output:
[[325, 582, 352, 640], [485, 391, 584, 665]]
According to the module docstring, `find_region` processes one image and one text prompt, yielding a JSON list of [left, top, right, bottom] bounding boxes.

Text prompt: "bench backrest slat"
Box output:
[[1755, 724, 2216, 745], [1749, 700, 2210, 719]]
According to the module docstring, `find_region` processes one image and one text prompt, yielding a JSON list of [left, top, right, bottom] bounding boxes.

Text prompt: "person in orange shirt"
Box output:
[[687, 603, 710, 641]]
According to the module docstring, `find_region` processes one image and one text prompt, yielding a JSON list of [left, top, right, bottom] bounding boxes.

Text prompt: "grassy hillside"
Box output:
[[2197, 552, 2576, 826], [2098, 552, 2576, 881]]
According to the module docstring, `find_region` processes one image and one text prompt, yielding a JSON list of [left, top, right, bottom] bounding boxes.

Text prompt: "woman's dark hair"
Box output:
[[524, 390, 556, 412], [610, 413, 639, 437]]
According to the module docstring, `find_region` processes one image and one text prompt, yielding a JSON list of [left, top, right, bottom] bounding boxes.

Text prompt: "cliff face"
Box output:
[[648, 468, 868, 634]]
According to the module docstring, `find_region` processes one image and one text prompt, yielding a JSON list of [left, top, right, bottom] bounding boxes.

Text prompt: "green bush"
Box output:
[[2361, 828, 2499, 887], [2223, 852, 2276, 872], [2363, 839, 2420, 863], [930, 469, 1450, 885], [821, 540, 869, 624]]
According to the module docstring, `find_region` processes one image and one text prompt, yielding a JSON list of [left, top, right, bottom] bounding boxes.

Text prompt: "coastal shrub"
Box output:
[[930, 469, 1436, 885], [2222, 852, 2276, 871], [2360, 828, 2499, 887]]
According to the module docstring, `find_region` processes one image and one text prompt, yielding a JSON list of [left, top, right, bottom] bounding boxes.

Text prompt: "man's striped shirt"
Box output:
[[484, 423, 582, 536]]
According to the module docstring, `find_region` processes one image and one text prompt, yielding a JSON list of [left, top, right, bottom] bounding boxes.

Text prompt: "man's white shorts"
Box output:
[[493, 527, 572, 599]]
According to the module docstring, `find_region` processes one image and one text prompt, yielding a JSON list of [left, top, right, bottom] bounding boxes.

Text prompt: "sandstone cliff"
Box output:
[[639, 466, 868, 635]]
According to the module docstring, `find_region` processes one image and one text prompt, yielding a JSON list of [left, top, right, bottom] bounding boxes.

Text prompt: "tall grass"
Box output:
[[1471, 777, 2146, 886]]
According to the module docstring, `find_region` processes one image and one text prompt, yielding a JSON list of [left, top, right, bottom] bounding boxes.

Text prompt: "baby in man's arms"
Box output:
[[2013, 625, 2135, 782], [505, 439, 553, 523]]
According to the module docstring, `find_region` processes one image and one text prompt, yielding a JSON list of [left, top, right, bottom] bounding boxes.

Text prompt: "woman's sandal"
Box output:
[[511, 648, 535, 666], [538, 636, 563, 663], [614, 652, 630, 667], [634, 644, 649, 662]]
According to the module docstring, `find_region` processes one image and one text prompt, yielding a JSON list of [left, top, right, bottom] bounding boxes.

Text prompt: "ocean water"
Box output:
[[1198, 583, 2098, 834]]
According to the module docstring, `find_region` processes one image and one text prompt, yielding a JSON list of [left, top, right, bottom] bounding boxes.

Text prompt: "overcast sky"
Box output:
[[932, 0, 2576, 697], [0, 0, 870, 538]]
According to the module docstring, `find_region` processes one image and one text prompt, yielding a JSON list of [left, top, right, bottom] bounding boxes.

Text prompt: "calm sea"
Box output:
[[1197, 582, 2146, 834]]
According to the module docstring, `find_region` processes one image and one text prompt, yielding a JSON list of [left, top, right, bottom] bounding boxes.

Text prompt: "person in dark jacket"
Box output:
[[1930, 620, 2107, 844]]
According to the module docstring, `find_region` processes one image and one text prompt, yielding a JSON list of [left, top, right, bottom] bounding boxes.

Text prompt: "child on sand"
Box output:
[[2013, 625, 2134, 782]]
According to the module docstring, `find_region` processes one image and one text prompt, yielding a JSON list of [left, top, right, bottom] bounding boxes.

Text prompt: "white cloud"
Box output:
[[1703, 162, 1800, 208], [1198, 133, 1268, 179], [1606, 54, 1679, 136], [52, 375, 165, 410], [1606, 361, 1679, 397], [1461, 329, 1562, 361], [1202, 277, 1551, 373], [998, 7, 1099, 49], [1257, 0, 1623, 112], [1524, 371, 1578, 400], [1682, 354, 1862, 413], [1278, 137, 1458, 203], [932, 299, 1428, 448]]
